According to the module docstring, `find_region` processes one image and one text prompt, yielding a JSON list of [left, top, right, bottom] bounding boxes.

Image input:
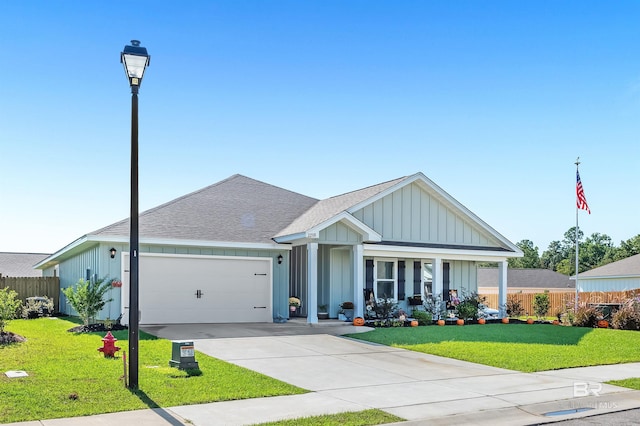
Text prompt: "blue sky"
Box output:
[[1, 1, 639, 255]]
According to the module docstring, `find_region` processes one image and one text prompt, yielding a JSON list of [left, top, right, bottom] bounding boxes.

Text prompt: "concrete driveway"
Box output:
[[143, 322, 640, 425]]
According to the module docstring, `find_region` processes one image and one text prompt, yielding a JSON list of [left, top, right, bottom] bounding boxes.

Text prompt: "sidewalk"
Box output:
[[5, 325, 640, 425]]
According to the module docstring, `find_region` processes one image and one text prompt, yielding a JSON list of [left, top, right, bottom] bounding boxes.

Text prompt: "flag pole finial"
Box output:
[[575, 157, 580, 167]]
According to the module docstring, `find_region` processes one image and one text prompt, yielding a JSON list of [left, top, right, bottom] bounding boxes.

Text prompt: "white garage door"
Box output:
[[121, 253, 272, 324]]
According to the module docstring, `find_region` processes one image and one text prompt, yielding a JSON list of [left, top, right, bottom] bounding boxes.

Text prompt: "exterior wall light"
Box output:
[[278, 254, 283, 264], [109, 248, 117, 259]]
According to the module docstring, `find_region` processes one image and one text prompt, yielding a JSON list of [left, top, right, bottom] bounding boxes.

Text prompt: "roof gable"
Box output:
[[275, 172, 520, 253], [92, 174, 319, 244]]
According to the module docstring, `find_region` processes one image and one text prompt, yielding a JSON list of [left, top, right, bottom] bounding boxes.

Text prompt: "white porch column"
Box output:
[[306, 242, 318, 324], [498, 260, 508, 318], [353, 244, 364, 319], [433, 258, 443, 298]]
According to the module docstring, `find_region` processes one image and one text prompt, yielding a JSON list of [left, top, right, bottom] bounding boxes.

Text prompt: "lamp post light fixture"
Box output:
[[121, 39, 150, 390]]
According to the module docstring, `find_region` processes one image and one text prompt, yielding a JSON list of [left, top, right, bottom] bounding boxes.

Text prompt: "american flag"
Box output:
[[576, 171, 590, 214]]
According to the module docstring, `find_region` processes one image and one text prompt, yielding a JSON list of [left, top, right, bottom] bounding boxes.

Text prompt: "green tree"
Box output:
[[508, 239, 541, 268], [533, 292, 551, 320], [62, 277, 113, 325], [540, 240, 566, 271], [0, 287, 22, 333], [616, 234, 640, 260]]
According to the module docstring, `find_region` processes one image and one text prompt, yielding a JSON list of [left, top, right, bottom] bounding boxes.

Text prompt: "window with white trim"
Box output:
[[374, 259, 397, 300]]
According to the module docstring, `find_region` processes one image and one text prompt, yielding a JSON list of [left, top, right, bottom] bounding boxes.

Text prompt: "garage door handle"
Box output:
[[254, 306, 267, 309], [254, 273, 267, 276]]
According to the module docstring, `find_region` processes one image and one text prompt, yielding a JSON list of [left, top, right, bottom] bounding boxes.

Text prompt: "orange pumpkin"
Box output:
[[353, 317, 365, 326], [456, 319, 464, 326], [410, 320, 419, 327], [552, 320, 560, 325], [526, 318, 534, 324], [597, 320, 609, 329], [501, 317, 510, 324], [437, 319, 445, 326], [478, 318, 486, 325]]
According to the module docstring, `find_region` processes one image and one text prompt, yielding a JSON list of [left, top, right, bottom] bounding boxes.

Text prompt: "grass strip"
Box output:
[[252, 409, 404, 426], [606, 378, 640, 390]]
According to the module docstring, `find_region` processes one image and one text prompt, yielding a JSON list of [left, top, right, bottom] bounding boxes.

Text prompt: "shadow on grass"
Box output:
[[348, 324, 594, 346], [131, 389, 185, 426]]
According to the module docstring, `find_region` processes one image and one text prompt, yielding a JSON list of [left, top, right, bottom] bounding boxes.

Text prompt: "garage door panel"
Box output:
[[123, 253, 272, 324]]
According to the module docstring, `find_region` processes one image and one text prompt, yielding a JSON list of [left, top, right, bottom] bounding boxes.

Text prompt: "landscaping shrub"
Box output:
[[22, 296, 54, 319], [411, 309, 432, 325], [62, 277, 113, 325], [455, 290, 486, 320], [506, 294, 525, 317], [571, 303, 601, 328], [611, 298, 640, 331], [533, 292, 551, 320], [366, 298, 402, 326], [0, 287, 22, 333]]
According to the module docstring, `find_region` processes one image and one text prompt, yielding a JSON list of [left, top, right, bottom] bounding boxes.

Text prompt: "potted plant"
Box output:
[[289, 297, 301, 313], [318, 304, 329, 320], [340, 301, 354, 321]]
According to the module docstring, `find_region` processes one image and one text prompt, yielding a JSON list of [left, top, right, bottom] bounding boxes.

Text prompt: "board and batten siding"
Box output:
[[319, 222, 362, 244], [352, 182, 498, 247], [58, 245, 101, 315], [578, 277, 640, 293]]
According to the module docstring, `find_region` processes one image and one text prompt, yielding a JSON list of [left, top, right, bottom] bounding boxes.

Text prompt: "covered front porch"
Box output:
[[288, 241, 512, 323]]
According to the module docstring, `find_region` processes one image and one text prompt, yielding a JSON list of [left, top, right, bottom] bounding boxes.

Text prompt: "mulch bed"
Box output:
[[67, 323, 128, 333], [0, 331, 27, 344]]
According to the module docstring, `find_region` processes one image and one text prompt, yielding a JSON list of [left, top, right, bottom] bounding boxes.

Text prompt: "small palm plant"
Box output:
[[62, 277, 113, 325]]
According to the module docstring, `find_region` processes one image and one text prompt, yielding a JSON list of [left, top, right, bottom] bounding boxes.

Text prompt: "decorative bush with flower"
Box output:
[[288, 297, 300, 307], [454, 289, 487, 321]]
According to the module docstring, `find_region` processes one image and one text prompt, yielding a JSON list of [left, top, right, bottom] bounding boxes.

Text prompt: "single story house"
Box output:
[[478, 267, 574, 294], [0, 252, 49, 278], [574, 253, 640, 292], [36, 173, 522, 324]]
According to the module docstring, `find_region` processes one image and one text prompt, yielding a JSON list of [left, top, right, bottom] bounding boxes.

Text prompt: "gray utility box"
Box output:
[[169, 341, 199, 370]]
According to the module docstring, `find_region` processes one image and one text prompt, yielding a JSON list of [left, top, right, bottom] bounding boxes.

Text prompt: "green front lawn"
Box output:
[[253, 409, 404, 426], [0, 318, 306, 423], [347, 324, 640, 372]]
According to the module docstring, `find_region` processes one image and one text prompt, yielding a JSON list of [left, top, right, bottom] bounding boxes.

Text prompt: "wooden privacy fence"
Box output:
[[0, 276, 60, 312], [481, 290, 638, 317]]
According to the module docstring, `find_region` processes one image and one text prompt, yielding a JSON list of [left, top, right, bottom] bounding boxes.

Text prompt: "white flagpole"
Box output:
[[574, 158, 580, 309]]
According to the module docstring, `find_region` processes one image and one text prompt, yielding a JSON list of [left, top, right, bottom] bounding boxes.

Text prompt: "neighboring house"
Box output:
[[478, 267, 574, 294], [574, 253, 640, 292], [36, 173, 522, 324], [0, 252, 49, 277]]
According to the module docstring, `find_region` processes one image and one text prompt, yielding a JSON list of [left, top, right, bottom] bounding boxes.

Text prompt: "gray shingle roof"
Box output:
[[579, 254, 640, 278], [0, 252, 49, 277], [478, 267, 574, 289], [91, 175, 319, 244], [274, 176, 406, 237]]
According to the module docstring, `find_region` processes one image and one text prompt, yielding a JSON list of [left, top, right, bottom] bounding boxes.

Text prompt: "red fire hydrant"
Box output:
[[98, 331, 121, 357]]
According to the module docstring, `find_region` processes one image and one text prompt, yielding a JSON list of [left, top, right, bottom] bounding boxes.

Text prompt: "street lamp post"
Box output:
[[121, 40, 150, 390]]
